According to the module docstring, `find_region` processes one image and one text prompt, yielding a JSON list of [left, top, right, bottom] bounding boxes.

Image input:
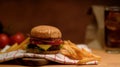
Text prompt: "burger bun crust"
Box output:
[[31, 25, 62, 38]]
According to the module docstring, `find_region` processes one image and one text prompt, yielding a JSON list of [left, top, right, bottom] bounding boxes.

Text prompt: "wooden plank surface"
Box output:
[[0, 49, 120, 67]]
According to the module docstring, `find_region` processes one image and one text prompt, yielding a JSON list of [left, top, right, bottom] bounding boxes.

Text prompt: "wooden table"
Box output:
[[0, 49, 120, 67]]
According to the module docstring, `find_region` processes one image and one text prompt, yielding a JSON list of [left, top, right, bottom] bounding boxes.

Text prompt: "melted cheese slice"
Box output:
[[37, 44, 51, 51]]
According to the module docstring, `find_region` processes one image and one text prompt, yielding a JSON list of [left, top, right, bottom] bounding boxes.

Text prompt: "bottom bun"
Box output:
[[21, 58, 49, 66]]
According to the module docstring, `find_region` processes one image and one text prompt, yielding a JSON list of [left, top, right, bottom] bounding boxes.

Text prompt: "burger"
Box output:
[[27, 25, 63, 54]]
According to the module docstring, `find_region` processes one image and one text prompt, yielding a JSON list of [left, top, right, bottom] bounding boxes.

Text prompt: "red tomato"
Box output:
[[0, 34, 9, 48], [10, 32, 25, 45], [49, 39, 63, 45]]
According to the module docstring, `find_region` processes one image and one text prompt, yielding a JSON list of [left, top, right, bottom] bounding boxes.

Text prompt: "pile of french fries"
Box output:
[[0, 37, 30, 54], [60, 40, 101, 64]]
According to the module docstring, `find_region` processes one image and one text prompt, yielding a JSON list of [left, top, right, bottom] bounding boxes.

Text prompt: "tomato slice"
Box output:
[[49, 39, 63, 45], [30, 38, 63, 45]]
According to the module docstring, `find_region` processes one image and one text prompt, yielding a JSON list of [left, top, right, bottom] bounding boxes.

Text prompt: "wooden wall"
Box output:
[[0, 0, 120, 43]]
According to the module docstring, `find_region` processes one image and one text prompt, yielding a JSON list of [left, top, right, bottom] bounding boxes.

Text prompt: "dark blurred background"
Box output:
[[0, 0, 120, 43]]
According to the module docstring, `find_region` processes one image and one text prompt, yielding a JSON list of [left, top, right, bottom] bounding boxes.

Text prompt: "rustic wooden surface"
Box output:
[[0, 49, 120, 67]]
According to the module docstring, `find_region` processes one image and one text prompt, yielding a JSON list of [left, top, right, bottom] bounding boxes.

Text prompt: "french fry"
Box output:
[[68, 40, 101, 59], [60, 40, 101, 64], [0, 37, 30, 53], [77, 57, 97, 64], [15, 37, 30, 50], [6, 43, 18, 52], [61, 42, 79, 59], [67, 41, 85, 57]]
